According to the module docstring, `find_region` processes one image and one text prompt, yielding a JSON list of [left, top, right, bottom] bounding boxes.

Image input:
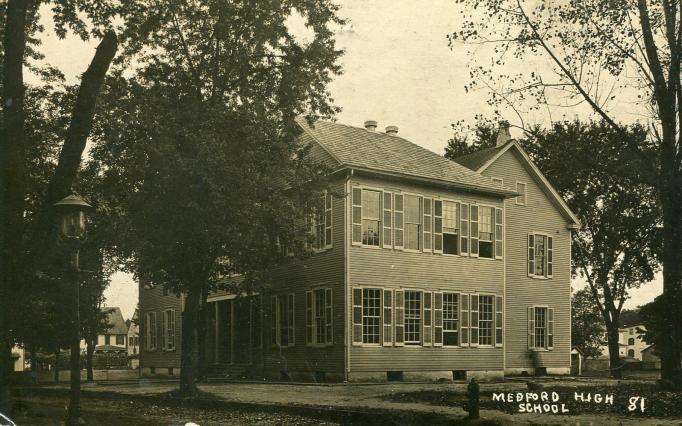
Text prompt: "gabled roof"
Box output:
[[454, 140, 581, 228], [102, 307, 128, 335], [296, 117, 516, 198]]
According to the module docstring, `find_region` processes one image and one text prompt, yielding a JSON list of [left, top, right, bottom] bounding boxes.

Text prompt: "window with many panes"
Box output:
[[443, 293, 459, 346], [362, 288, 381, 344], [404, 291, 422, 345], [516, 182, 527, 205], [403, 195, 421, 250], [271, 294, 295, 347], [306, 288, 333, 346], [144, 312, 156, 351], [362, 190, 381, 246], [478, 206, 494, 258], [478, 295, 494, 345], [443, 201, 459, 255], [116, 335, 125, 346], [534, 307, 546, 348], [528, 233, 553, 278], [311, 192, 333, 250], [163, 309, 175, 350]]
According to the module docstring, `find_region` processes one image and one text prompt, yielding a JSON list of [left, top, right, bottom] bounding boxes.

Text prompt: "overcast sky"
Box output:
[[30, 1, 662, 320]]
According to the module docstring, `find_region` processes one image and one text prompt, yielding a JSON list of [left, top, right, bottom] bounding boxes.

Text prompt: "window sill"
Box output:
[[307, 343, 333, 348], [528, 275, 551, 280], [352, 244, 382, 250], [530, 348, 551, 352]]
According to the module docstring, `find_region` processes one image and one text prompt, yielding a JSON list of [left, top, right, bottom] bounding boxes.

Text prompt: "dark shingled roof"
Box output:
[[102, 307, 128, 335], [296, 118, 507, 193], [452, 143, 509, 171]]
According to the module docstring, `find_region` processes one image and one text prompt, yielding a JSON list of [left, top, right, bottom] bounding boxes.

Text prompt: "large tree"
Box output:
[[446, 119, 660, 377], [451, 0, 682, 385], [1, 0, 123, 414], [88, 0, 343, 396]]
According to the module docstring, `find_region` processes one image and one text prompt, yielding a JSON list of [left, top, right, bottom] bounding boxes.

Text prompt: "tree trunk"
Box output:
[[179, 285, 201, 396], [658, 169, 682, 386], [197, 285, 209, 382], [86, 337, 95, 382], [43, 30, 118, 207], [0, 0, 30, 416], [606, 323, 623, 379]]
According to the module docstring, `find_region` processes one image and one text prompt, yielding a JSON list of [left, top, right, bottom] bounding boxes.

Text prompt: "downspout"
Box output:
[[345, 169, 353, 381], [502, 198, 507, 374]]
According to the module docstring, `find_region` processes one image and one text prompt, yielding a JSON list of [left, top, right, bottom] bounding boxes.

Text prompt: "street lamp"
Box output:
[[53, 194, 92, 426]]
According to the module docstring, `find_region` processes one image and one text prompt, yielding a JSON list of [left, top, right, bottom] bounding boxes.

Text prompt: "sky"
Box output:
[[29, 0, 662, 320]]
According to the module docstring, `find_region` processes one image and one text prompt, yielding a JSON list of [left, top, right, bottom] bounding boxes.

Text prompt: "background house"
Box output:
[[79, 307, 129, 355], [127, 310, 140, 369]]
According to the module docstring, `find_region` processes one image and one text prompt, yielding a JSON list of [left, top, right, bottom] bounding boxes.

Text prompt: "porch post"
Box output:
[[230, 300, 235, 364], [214, 302, 219, 363]]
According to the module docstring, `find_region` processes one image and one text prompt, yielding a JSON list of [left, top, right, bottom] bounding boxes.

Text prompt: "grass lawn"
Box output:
[[10, 394, 342, 426]]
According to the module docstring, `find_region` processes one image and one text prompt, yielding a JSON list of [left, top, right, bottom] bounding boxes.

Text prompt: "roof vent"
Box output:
[[364, 120, 378, 131], [496, 121, 512, 147], [385, 125, 398, 135]]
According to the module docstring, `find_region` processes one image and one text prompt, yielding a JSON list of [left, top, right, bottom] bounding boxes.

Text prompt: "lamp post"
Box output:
[[53, 194, 92, 426]]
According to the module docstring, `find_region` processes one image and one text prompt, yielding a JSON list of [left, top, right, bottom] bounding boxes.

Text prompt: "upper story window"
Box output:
[[311, 192, 333, 250], [528, 233, 553, 278], [353, 188, 381, 246], [403, 195, 421, 251], [351, 186, 502, 260], [442, 201, 459, 255], [492, 177, 503, 187], [516, 182, 527, 205], [478, 206, 494, 259], [116, 335, 125, 346]]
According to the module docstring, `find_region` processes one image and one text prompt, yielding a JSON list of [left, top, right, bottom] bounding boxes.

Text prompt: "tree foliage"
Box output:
[[88, 0, 344, 396], [451, 0, 682, 384]]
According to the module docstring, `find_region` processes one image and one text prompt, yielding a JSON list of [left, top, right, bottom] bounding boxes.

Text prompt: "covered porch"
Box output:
[[205, 294, 262, 373]]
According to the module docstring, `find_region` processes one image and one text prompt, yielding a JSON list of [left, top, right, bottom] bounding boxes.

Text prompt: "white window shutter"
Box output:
[[289, 293, 295, 346], [383, 290, 393, 346], [460, 294, 469, 347], [470, 205, 479, 257], [433, 200, 443, 253], [528, 234, 535, 276], [460, 203, 469, 256], [352, 188, 362, 245], [528, 306, 535, 349], [495, 296, 503, 347], [547, 236, 553, 278], [470, 295, 479, 347], [495, 208, 503, 259], [423, 292, 432, 346], [548, 308, 554, 349], [394, 194, 404, 250], [306, 291, 313, 345], [325, 288, 333, 344], [433, 292, 443, 347], [383, 192, 393, 248], [394, 290, 405, 346], [352, 288, 363, 345], [423, 198, 433, 252], [163, 312, 168, 350]]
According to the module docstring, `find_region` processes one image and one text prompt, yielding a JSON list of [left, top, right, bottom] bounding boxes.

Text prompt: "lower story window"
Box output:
[[443, 293, 459, 346], [271, 294, 295, 347], [478, 295, 493, 346], [534, 307, 546, 348], [404, 291, 421, 345], [362, 288, 381, 344]]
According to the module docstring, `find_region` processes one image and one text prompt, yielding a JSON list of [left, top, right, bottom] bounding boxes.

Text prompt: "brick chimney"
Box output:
[[385, 125, 398, 135], [364, 120, 378, 131], [496, 121, 512, 147]]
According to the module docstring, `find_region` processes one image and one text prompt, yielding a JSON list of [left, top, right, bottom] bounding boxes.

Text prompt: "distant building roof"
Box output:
[[94, 344, 127, 353], [102, 307, 128, 335], [296, 117, 516, 197]]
